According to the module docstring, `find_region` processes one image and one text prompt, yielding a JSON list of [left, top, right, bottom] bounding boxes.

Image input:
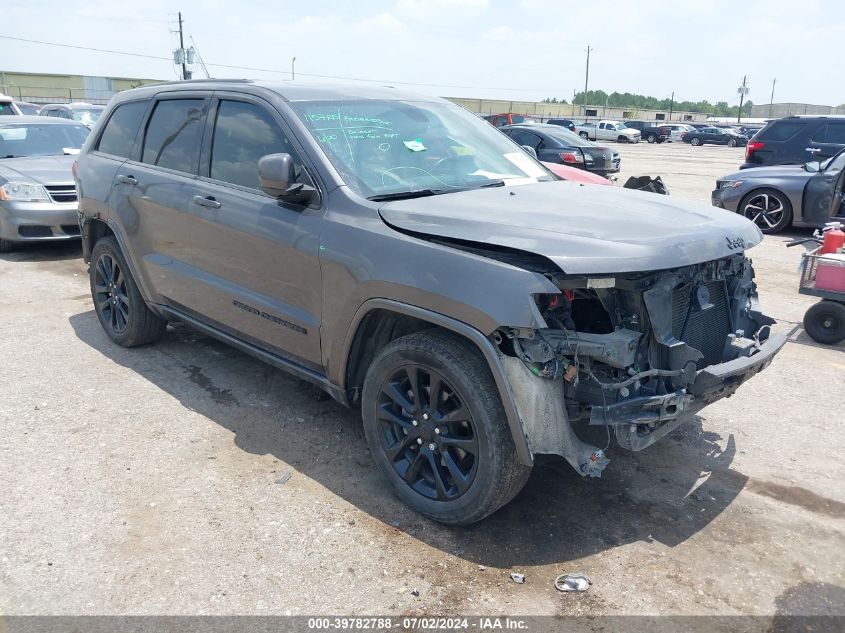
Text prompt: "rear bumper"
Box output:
[[0, 201, 80, 242], [590, 333, 787, 450]]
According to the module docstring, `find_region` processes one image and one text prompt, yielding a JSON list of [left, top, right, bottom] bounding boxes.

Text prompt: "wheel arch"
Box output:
[[81, 217, 113, 263], [340, 298, 532, 465]]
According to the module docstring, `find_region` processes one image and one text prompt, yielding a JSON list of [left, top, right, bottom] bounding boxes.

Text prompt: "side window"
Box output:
[[209, 100, 302, 190], [821, 123, 845, 144], [96, 101, 148, 158], [141, 99, 206, 174], [509, 130, 541, 149]]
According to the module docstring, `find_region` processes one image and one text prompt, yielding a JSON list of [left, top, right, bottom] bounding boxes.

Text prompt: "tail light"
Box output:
[[746, 140, 765, 161], [560, 151, 583, 164]]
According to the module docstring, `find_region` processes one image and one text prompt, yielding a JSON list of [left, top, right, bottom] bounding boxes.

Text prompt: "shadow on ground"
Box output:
[[70, 310, 750, 568], [0, 240, 82, 263]]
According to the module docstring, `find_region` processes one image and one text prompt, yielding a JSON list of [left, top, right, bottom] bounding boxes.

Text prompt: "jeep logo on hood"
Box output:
[[726, 236, 745, 250]]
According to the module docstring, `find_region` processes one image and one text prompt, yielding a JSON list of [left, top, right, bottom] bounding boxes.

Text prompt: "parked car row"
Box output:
[[0, 95, 105, 127]]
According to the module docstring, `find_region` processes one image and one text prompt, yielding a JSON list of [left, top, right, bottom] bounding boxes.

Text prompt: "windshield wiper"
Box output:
[[477, 180, 506, 188], [1, 155, 19, 159], [368, 189, 438, 202]]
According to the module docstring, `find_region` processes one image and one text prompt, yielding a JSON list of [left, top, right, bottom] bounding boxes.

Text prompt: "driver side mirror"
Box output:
[[805, 161, 822, 173], [521, 145, 538, 159], [258, 153, 316, 204]]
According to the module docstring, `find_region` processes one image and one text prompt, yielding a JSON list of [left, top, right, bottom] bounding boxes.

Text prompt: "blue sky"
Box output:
[[2, 0, 842, 106]]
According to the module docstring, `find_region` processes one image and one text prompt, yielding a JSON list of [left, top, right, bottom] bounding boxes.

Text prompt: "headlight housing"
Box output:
[[718, 180, 743, 190], [0, 182, 50, 202]]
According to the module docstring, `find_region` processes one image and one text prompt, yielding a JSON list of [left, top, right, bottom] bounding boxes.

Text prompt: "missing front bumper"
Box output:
[[588, 333, 787, 451]]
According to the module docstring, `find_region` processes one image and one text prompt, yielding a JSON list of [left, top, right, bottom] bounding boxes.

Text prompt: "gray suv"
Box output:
[[75, 80, 785, 524]]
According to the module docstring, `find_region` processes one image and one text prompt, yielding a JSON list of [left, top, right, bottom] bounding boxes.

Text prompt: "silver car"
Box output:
[[712, 149, 845, 233], [0, 116, 89, 251]]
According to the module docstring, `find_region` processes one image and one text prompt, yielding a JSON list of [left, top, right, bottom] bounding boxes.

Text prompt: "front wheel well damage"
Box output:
[[344, 309, 449, 403]]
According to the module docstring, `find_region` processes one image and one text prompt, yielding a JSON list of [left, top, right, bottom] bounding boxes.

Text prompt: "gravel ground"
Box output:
[[1, 141, 843, 619]]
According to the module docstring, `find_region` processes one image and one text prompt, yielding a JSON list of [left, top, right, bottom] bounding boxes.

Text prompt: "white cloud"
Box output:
[[394, 0, 489, 22]]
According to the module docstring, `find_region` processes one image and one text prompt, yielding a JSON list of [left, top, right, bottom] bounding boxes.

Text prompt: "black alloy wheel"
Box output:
[[375, 364, 479, 501], [94, 252, 130, 334]]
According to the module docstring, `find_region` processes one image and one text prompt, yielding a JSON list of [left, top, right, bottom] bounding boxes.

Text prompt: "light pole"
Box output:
[[737, 75, 749, 123], [769, 78, 776, 119], [291, 57, 296, 81]]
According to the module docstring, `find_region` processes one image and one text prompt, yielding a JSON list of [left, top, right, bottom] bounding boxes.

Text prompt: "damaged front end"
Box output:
[[497, 254, 785, 477]]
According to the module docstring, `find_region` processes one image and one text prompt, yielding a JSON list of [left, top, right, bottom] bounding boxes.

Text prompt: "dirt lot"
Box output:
[[1, 141, 844, 620]]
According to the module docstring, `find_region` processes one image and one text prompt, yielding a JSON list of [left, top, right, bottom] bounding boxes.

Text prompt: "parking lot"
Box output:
[[1, 141, 843, 619]]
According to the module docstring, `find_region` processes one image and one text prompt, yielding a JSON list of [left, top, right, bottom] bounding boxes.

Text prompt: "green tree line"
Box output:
[[543, 91, 753, 117]]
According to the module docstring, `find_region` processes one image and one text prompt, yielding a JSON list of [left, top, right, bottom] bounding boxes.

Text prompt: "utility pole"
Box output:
[[769, 78, 776, 119], [583, 45, 591, 100], [669, 91, 674, 120], [177, 12, 190, 80], [291, 57, 296, 81], [737, 75, 748, 123]]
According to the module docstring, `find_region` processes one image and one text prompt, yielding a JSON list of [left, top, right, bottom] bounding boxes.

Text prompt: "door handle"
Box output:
[[116, 174, 137, 185], [192, 195, 222, 209], [806, 147, 822, 154]]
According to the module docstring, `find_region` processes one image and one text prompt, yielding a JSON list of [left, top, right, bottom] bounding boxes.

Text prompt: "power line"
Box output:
[[0, 34, 573, 93]]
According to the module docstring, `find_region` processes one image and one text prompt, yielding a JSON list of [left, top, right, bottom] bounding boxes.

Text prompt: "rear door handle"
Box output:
[[192, 195, 222, 209], [116, 174, 137, 185], [806, 147, 822, 154]]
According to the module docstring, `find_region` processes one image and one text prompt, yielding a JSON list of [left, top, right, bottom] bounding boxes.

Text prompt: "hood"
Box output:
[[722, 165, 808, 181], [0, 155, 76, 185], [620, 128, 640, 136], [379, 181, 762, 275]]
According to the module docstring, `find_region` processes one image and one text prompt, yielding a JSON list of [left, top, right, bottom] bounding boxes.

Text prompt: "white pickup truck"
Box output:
[[574, 120, 641, 143]]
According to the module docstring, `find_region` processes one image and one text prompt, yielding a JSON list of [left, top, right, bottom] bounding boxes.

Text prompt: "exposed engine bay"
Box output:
[[496, 254, 785, 476]]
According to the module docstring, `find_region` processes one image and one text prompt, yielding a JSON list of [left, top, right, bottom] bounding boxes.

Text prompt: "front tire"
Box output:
[[90, 236, 167, 347], [579, 131, 589, 140], [361, 331, 532, 525], [739, 188, 793, 234], [728, 138, 738, 148], [804, 301, 845, 345]]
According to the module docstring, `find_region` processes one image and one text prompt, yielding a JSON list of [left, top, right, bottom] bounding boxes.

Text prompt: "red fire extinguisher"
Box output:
[[820, 223, 845, 255]]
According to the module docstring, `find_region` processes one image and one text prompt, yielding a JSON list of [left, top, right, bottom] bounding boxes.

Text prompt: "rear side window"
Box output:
[[758, 121, 805, 142], [209, 100, 300, 190], [97, 101, 147, 158], [141, 99, 206, 174]]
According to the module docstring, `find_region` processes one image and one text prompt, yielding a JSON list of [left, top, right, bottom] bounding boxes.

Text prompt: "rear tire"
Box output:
[[647, 134, 656, 143], [361, 330, 532, 525], [579, 131, 589, 140], [691, 137, 701, 146], [90, 236, 167, 347], [804, 301, 845, 345]]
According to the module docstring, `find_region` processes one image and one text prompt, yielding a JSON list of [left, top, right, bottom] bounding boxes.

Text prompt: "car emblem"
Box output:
[[725, 236, 745, 249]]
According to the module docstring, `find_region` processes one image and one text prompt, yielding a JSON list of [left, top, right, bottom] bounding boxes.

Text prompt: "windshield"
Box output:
[[615, 122, 627, 129], [72, 109, 103, 125], [0, 122, 90, 158], [17, 103, 41, 115], [292, 99, 549, 198]]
